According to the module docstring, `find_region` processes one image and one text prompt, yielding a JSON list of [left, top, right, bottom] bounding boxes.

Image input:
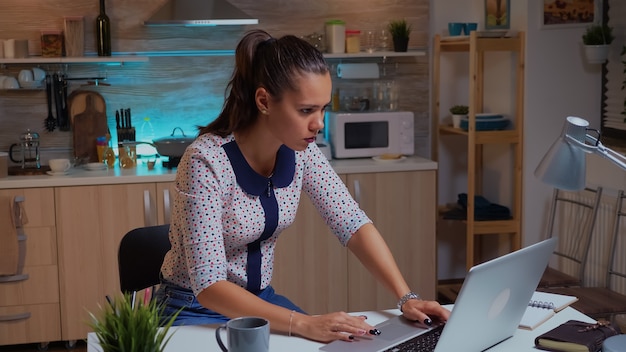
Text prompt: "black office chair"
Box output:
[[118, 224, 171, 294]]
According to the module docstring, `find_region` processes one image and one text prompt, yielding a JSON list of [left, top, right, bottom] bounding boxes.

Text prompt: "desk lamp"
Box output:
[[535, 116, 626, 350], [534, 116, 626, 190]]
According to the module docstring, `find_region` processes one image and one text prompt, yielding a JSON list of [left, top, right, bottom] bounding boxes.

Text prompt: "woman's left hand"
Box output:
[[400, 299, 451, 325]]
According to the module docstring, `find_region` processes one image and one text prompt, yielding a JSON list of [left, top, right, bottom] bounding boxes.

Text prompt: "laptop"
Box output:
[[320, 238, 557, 352]]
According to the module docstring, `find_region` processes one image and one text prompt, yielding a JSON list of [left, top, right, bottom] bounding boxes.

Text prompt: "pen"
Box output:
[[105, 295, 114, 309]]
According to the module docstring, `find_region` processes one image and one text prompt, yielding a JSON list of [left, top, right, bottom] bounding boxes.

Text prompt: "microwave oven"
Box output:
[[326, 111, 414, 159]]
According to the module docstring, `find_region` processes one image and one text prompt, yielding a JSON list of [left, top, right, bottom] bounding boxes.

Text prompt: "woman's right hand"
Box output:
[[291, 311, 379, 343]]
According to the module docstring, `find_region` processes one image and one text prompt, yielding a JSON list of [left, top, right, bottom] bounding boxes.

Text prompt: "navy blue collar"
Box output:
[[222, 140, 295, 196]]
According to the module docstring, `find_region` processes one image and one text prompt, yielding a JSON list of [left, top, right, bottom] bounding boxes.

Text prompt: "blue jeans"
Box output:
[[154, 280, 306, 326]]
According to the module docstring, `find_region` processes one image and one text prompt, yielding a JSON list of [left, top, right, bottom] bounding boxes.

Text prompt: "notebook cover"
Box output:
[[534, 320, 621, 352]]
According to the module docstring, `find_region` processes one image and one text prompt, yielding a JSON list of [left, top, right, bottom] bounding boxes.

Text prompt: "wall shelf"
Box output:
[[0, 55, 149, 65]]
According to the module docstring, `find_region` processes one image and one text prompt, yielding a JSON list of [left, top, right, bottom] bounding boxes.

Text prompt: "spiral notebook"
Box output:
[[518, 291, 578, 330]]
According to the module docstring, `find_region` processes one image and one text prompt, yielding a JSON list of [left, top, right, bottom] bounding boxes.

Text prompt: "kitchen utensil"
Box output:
[[68, 90, 108, 163], [9, 129, 41, 169], [44, 74, 56, 132], [152, 127, 195, 157]]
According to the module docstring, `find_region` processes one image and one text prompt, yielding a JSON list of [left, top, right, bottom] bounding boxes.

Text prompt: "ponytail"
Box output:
[[199, 29, 328, 137]]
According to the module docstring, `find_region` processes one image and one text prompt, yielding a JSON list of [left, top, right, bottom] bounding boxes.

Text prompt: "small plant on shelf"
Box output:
[[449, 105, 469, 115], [88, 293, 180, 352], [388, 19, 412, 52]]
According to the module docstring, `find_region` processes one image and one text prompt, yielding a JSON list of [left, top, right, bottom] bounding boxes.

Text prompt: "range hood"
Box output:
[[144, 0, 259, 26]]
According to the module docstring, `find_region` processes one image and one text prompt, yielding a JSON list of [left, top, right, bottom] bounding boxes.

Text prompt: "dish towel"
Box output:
[[0, 196, 28, 276], [442, 193, 512, 221]]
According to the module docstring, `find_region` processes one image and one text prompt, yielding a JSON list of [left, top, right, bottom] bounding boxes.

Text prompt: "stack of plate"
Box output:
[[460, 113, 510, 131], [84, 162, 107, 171]]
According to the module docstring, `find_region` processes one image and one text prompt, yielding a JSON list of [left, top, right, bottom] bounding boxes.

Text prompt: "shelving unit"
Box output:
[[432, 31, 525, 270]]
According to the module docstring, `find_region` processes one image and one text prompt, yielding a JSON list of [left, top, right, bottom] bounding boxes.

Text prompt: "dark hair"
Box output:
[[199, 29, 329, 137]]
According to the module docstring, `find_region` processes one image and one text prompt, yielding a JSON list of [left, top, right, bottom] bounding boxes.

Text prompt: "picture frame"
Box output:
[[541, 0, 599, 29], [485, 0, 511, 30]]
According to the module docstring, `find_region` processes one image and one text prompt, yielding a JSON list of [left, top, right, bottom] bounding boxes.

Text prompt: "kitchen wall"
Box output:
[[0, 0, 430, 163]]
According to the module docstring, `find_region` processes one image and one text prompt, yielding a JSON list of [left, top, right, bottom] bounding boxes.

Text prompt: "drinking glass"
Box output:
[[364, 30, 376, 53], [378, 29, 390, 51]]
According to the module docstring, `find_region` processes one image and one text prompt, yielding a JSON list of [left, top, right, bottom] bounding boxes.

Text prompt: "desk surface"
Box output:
[[87, 306, 595, 352]]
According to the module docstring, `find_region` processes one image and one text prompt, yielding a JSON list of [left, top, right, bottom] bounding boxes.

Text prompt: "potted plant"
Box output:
[[88, 293, 180, 352], [449, 105, 469, 128], [388, 19, 412, 52], [582, 24, 614, 64]]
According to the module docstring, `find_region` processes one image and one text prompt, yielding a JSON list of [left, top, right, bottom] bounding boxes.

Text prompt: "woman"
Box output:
[[154, 29, 450, 343]]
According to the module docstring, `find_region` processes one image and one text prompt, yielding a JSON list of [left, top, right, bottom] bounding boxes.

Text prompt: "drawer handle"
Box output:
[[143, 190, 155, 226], [163, 188, 171, 224], [0, 312, 31, 322], [0, 274, 29, 283]]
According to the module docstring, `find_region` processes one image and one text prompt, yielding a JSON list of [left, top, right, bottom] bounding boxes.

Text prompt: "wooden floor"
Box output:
[[0, 340, 88, 352]]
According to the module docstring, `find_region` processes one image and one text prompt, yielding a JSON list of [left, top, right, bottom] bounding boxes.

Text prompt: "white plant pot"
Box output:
[[451, 114, 466, 128], [584, 45, 609, 64]]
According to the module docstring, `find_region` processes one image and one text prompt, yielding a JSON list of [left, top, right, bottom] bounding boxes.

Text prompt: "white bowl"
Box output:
[[31, 67, 46, 81], [18, 69, 33, 84], [3, 77, 19, 89]]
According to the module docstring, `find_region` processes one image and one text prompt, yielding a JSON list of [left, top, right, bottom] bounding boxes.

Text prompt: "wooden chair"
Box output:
[[118, 224, 171, 299], [539, 190, 626, 323], [538, 187, 603, 288]]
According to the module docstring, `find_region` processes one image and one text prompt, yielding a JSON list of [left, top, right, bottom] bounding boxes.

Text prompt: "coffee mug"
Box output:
[[49, 158, 71, 173], [215, 316, 269, 352], [448, 22, 465, 36]]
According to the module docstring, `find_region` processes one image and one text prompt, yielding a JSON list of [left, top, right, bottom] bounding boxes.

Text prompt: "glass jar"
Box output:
[[345, 30, 361, 53]]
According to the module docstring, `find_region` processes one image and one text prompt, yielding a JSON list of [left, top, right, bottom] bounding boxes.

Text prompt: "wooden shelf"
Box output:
[[0, 55, 149, 65], [432, 31, 525, 270]]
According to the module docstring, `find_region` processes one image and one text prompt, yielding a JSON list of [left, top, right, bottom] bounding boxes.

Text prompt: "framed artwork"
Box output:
[[485, 0, 511, 30], [541, 0, 598, 28]]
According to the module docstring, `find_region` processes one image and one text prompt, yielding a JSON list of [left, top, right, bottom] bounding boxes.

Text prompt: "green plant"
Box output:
[[582, 24, 614, 45], [388, 19, 412, 39], [449, 105, 469, 115], [89, 293, 180, 352]]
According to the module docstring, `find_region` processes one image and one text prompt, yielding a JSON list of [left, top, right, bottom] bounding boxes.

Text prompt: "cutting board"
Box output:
[[69, 91, 108, 163]]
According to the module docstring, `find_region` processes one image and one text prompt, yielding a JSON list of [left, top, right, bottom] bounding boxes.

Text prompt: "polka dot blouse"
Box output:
[[160, 133, 371, 296]]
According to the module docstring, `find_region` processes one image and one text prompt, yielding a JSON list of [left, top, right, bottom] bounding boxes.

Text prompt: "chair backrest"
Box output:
[[546, 186, 603, 283], [607, 190, 626, 291], [118, 224, 171, 293]]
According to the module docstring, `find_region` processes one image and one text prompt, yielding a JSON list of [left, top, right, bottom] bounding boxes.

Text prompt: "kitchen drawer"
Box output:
[[0, 303, 61, 345], [0, 265, 59, 306]]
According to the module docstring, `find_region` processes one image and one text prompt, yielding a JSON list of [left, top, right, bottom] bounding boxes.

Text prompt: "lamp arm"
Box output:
[[565, 134, 626, 171], [596, 142, 626, 171]]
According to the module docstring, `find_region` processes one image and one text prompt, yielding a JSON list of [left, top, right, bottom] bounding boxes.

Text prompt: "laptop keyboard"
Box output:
[[383, 324, 445, 352]]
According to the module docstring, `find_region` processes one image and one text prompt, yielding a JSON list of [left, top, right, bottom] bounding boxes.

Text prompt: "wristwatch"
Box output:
[[397, 291, 421, 312]]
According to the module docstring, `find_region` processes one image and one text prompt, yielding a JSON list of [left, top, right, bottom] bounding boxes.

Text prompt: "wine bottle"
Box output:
[[96, 0, 111, 56]]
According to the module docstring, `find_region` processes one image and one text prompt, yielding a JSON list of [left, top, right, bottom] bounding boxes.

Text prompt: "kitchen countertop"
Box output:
[[0, 156, 437, 189]]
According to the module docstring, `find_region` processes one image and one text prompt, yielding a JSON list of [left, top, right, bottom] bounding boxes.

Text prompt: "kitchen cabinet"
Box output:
[[272, 170, 437, 314], [0, 188, 61, 346], [345, 170, 437, 311], [54, 182, 165, 341], [432, 32, 525, 270], [271, 175, 349, 315], [54, 181, 173, 341]]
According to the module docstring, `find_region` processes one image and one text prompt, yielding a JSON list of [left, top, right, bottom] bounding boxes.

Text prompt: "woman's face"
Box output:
[[266, 72, 331, 152]]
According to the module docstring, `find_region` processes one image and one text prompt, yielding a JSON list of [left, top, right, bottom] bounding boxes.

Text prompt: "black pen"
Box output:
[[105, 295, 114, 309]]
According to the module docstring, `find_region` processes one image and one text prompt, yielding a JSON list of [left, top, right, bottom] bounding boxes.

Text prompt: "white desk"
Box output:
[[87, 307, 595, 352]]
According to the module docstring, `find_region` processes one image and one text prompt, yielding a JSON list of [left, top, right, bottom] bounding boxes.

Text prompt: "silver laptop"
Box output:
[[320, 238, 557, 352]]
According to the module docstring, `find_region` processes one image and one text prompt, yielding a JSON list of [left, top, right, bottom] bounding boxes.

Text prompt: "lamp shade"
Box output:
[[534, 117, 589, 191]]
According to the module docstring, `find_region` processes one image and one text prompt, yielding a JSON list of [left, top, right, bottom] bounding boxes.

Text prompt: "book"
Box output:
[[519, 291, 579, 330], [534, 320, 621, 352]]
